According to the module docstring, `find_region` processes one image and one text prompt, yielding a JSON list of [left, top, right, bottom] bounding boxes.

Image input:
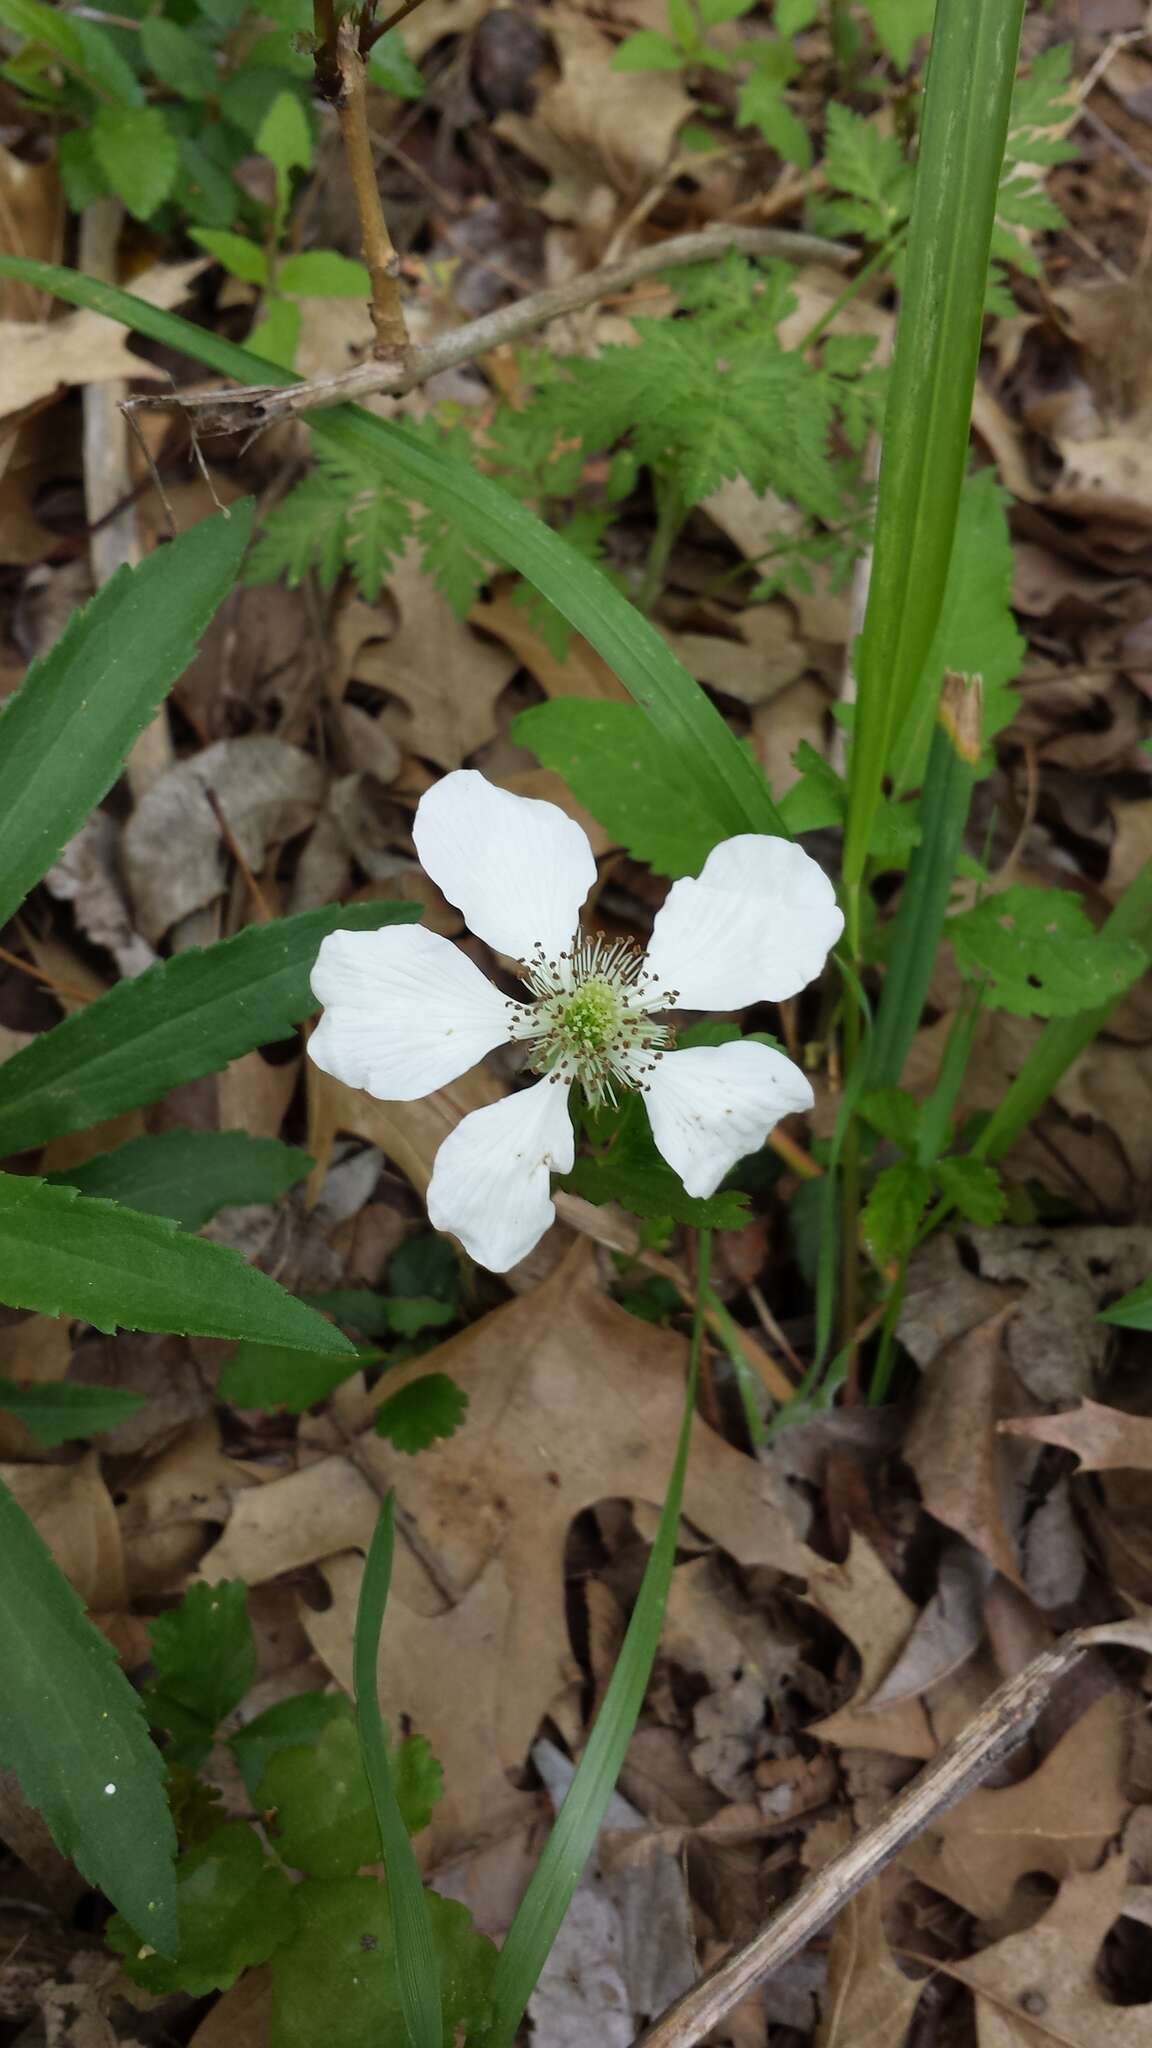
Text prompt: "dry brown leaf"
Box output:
[[494, 11, 690, 221], [0, 1316, 71, 1458], [953, 1853, 1152, 2046], [869, 1541, 992, 1709], [44, 813, 157, 980], [197, 1454, 381, 1586], [1000, 1399, 1152, 1473], [900, 1693, 1131, 1921], [341, 551, 518, 768], [754, 678, 831, 795], [815, 1881, 922, 2048], [904, 1308, 1030, 1587], [663, 606, 806, 707], [0, 1454, 125, 1610], [217, 1049, 300, 1142], [306, 1058, 505, 1198], [122, 736, 325, 941], [0, 260, 204, 418], [0, 146, 62, 320], [806, 1534, 934, 1760], [187, 1966, 274, 2048], [701, 479, 805, 567], [469, 592, 628, 701], [968, 1228, 1152, 1403]]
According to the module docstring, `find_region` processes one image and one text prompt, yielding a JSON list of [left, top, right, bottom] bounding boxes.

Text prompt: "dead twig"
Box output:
[[632, 1618, 1150, 2048], [122, 222, 855, 439]]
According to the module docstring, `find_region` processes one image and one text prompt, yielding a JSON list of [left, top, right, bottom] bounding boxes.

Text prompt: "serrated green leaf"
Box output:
[[369, 29, 425, 98], [775, 0, 818, 30], [109, 1823, 295, 1995], [303, 1288, 396, 1336], [190, 228, 269, 284], [0, 1174, 355, 1353], [561, 1094, 749, 1229], [143, 1582, 256, 1768], [950, 887, 1146, 1018], [256, 87, 311, 181], [0, 900, 418, 1157], [383, 1295, 457, 1337], [862, 1161, 933, 1264], [219, 1338, 375, 1413], [1100, 1276, 1152, 1332], [270, 1879, 496, 2048], [859, 1087, 921, 1151], [47, 1131, 311, 1231], [0, 503, 253, 935], [374, 1373, 468, 1454], [388, 1234, 461, 1303], [229, 1692, 348, 1801], [0, 1379, 145, 1447], [611, 28, 684, 69], [140, 16, 217, 98], [514, 700, 723, 878], [0, 1476, 178, 1948], [935, 1157, 1006, 1226], [862, 0, 934, 67], [249, 295, 301, 370], [0, 0, 84, 65], [737, 72, 812, 167], [92, 106, 179, 220], [700, 0, 758, 21], [278, 250, 371, 298], [56, 129, 107, 209], [260, 1713, 439, 1875]]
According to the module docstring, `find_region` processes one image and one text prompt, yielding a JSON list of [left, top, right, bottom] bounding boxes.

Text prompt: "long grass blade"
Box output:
[[485, 1230, 713, 2048], [842, 0, 1026, 906], [0, 255, 784, 846], [353, 1495, 442, 2048]]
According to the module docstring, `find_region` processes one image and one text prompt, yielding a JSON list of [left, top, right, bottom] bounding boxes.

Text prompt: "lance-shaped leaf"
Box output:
[[47, 1130, 312, 1230], [0, 1476, 178, 1949], [0, 502, 253, 933]]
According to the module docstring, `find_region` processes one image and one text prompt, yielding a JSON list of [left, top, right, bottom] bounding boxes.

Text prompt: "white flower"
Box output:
[[309, 770, 843, 1273]]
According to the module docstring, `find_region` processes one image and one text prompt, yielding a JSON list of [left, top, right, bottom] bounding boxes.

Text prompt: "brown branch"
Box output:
[[124, 222, 855, 438], [632, 1618, 1151, 2048], [335, 15, 409, 361]]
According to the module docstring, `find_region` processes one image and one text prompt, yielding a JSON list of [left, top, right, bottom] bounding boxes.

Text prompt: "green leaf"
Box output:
[[47, 1131, 312, 1231], [949, 887, 1147, 1018], [278, 250, 372, 298], [562, 1093, 749, 1230], [611, 29, 684, 69], [303, 1289, 397, 1337], [374, 1374, 468, 1454], [383, 1295, 456, 1337], [0, 1379, 144, 1447], [0, 502, 253, 936], [92, 106, 179, 220], [368, 29, 425, 98], [0, 900, 418, 1157], [109, 1823, 295, 1996], [229, 1692, 348, 1802], [57, 129, 108, 210], [737, 72, 812, 167], [143, 1582, 256, 1768], [889, 471, 1025, 791], [843, 0, 1027, 893], [0, 1174, 355, 1354], [249, 295, 301, 370], [260, 1712, 440, 1875], [387, 1234, 460, 1303], [139, 16, 217, 98], [700, 0, 758, 21], [775, 0, 818, 30], [1100, 1276, 1152, 1332], [219, 1338, 374, 1413], [270, 1879, 495, 2048], [514, 700, 724, 878], [0, 1475, 178, 1949], [0, 261, 785, 848], [935, 1157, 1006, 1226], [392, 1733, 444, 1838], [859, 1087, 921, 1151], [862, 0, 935, 67], [0, 0, 84, 66], [861, 1161, 933, 1264], [256, 87, 312, 182], [190, 228, 269, 285]]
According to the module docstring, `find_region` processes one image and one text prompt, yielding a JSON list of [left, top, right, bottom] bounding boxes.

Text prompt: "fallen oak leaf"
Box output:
[[1000, 1399, 1152, 1473], [904, 1305, 1030, 1589], [814, 1881, 923, 2048]]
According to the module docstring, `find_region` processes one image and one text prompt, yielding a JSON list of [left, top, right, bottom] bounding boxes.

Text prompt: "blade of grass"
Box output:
[[868, 674, 980, 1090], [485, 1230, 712, 2048], [842, 0, 1026, 918], [353, 1494, 441, 2048], [0, 256, 784, 846]]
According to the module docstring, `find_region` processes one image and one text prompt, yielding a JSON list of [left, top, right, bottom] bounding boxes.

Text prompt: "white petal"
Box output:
[[643, 835, 844, 1010], [413, 770, 596, 963], [308, 924, 518, 1101], [645, 1041, 814, 1198], [427, 1078, 575, 1272]]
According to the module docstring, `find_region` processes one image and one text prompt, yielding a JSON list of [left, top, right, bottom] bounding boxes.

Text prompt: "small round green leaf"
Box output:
[[108, 1823, 295, 1996], [270, 1879, 496, 2048]]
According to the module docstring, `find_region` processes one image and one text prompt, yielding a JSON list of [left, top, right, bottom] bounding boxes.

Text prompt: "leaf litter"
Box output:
[[2, 2, 1152, 2044]]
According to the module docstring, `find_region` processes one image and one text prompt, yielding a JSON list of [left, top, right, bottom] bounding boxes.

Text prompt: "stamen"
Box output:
[[509, 928, 677, 1108]]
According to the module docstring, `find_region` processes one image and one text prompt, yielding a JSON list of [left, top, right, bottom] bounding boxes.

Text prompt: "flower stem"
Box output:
[[638, 474, 685, 615]]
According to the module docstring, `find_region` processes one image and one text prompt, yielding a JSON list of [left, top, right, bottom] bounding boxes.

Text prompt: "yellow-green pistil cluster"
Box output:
[[509, 934, 679, 1108]]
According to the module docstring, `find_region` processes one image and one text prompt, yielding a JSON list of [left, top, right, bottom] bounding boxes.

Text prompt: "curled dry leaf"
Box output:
[[814, 1881, 922, 2048], [122, 736, 325, 942], [868, 1540, 992, 1709], [1001, 1399, 1152, 1474], [806, 1533, 934, 1760], [44, 812, 158, 980], [900, 1692, 1131, 1922], [662, 605, 806, 708], [0, 1453, 125, 1611], [306, 1057, 505, 1198], [0, 260, 205, 419], [469, 593, 628, 702], [904, 1305, 1031, 1588]]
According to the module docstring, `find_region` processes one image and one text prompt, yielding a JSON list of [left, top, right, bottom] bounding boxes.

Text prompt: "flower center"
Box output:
[[507, 934, 680, 1108]]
